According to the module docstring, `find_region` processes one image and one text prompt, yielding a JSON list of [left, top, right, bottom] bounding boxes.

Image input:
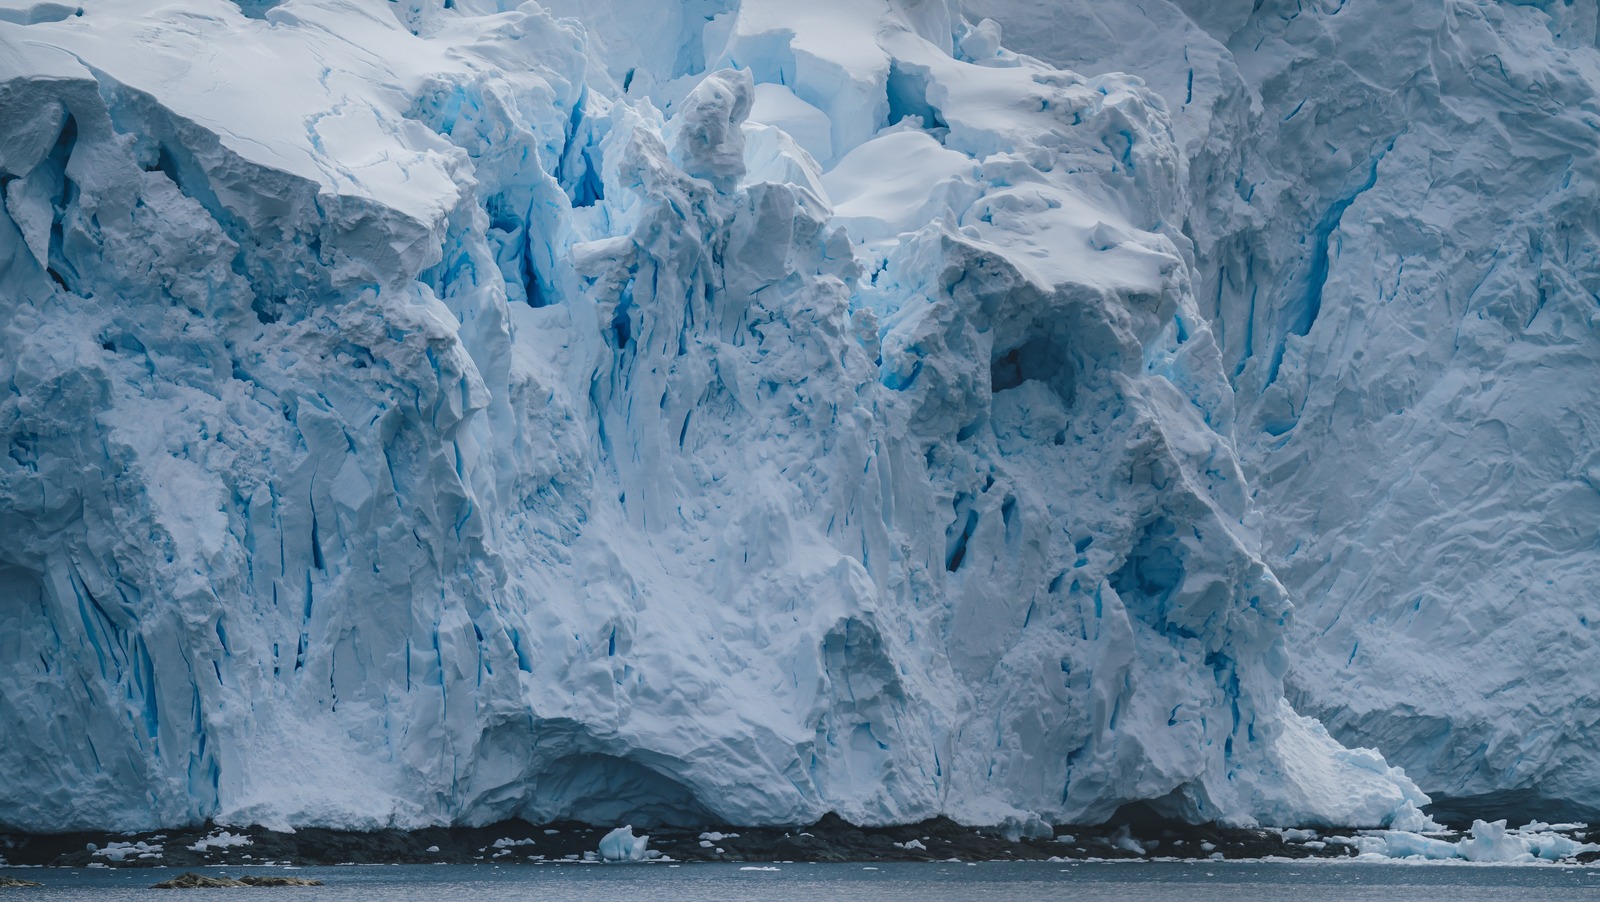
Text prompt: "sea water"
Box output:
[[5, 861, 1600, 900]]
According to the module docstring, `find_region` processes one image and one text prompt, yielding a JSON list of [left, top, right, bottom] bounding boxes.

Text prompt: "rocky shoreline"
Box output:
[[3, 814, 1598, 870]]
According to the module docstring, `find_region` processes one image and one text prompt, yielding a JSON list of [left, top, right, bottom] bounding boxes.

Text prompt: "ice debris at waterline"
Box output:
[[90, 840, 163, 863], [1339, 820, 1600, 865], [1, 0, 1565, 835], [4, 815, 1598, 866], [188, 832, 253, 853]]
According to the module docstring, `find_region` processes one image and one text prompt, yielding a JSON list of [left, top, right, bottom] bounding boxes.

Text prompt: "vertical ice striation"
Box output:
[[0, 0, 1428, 832]]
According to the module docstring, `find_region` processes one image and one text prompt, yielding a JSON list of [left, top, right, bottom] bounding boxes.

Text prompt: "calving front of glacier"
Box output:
[[969, 0, 1600, 822], [0, 0, 1425, 833]]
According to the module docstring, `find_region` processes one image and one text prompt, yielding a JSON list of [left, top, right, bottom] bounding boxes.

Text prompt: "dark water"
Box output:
[[6, 861, 1600, 900]]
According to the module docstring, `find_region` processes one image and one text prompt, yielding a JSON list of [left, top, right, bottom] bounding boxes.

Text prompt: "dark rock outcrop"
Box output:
[[152, 873, 246, 888]]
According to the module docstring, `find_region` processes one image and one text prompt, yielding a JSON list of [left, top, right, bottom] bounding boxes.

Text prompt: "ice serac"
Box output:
[[0, 0, 1424, 832], [966, 0, 1600, 820]]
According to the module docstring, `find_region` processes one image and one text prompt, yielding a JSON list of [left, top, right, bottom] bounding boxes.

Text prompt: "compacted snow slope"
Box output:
[[967, 0, 1600, 820], [0, 0, 1495, 834]]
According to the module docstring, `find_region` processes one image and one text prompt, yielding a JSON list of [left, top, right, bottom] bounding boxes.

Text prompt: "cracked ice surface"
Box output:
[[0, 0, 1424, 832]]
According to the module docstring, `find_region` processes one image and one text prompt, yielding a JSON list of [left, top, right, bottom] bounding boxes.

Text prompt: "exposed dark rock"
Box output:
[[0, 810, 1586, 870], [152, 873, 246, 888], [149, 871, 324, 888]]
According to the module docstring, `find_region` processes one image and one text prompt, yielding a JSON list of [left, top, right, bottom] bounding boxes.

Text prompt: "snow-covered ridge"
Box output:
[[0, 0, 1431, 832]]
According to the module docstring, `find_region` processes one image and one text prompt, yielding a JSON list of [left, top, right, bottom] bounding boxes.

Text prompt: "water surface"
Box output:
[[7, 860, 1600, 900]]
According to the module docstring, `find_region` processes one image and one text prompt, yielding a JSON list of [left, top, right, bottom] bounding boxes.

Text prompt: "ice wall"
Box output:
[[0, 0, 1424, 832], [967, 0, 1600, 819]]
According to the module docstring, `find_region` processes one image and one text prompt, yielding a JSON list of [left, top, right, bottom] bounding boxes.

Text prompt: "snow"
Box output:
[[748, 84, 833, 167], [821, 128, 979, 242], [0, 0, 1579, 838]]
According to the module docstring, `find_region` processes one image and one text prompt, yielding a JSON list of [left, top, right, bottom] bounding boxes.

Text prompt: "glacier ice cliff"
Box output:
[[968, 0, 1600, 821], [0, 0, 1523, 834]]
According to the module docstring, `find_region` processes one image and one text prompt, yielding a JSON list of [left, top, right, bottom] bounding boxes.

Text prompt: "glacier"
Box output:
[[968, 0, 1600, 822], [0, 0, 1576, 836]]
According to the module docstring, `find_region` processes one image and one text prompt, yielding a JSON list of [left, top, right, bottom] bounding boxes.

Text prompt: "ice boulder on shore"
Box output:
[[598, 826, 650, 862]]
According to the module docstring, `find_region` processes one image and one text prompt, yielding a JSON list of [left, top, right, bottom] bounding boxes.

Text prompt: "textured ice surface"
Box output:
[[0, 0, 1438, 833], [968, 0, 1600, 819]]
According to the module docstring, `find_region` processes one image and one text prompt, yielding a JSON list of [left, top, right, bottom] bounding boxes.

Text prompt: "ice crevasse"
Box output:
[[0, 0, 1429, 832]]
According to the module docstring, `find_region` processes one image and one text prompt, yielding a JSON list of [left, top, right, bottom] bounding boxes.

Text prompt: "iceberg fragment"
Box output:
[[597, 825, 650, 862]]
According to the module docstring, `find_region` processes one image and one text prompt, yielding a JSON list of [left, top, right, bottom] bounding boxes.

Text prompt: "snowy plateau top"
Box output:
[[0, 0, 1590, 836]]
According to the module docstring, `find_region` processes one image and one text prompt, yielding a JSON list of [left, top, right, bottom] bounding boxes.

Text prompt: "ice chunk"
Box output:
[[957, 19, 1002, 62], [1456, 820, 1526, 863], [1386, 802, 1440, 834], [667, 69, 754, 194], [1347, 820, 1598, 863], [188, 831, 252, 852], [597, 826, 649, 862], [93, 840, 164, 862]]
